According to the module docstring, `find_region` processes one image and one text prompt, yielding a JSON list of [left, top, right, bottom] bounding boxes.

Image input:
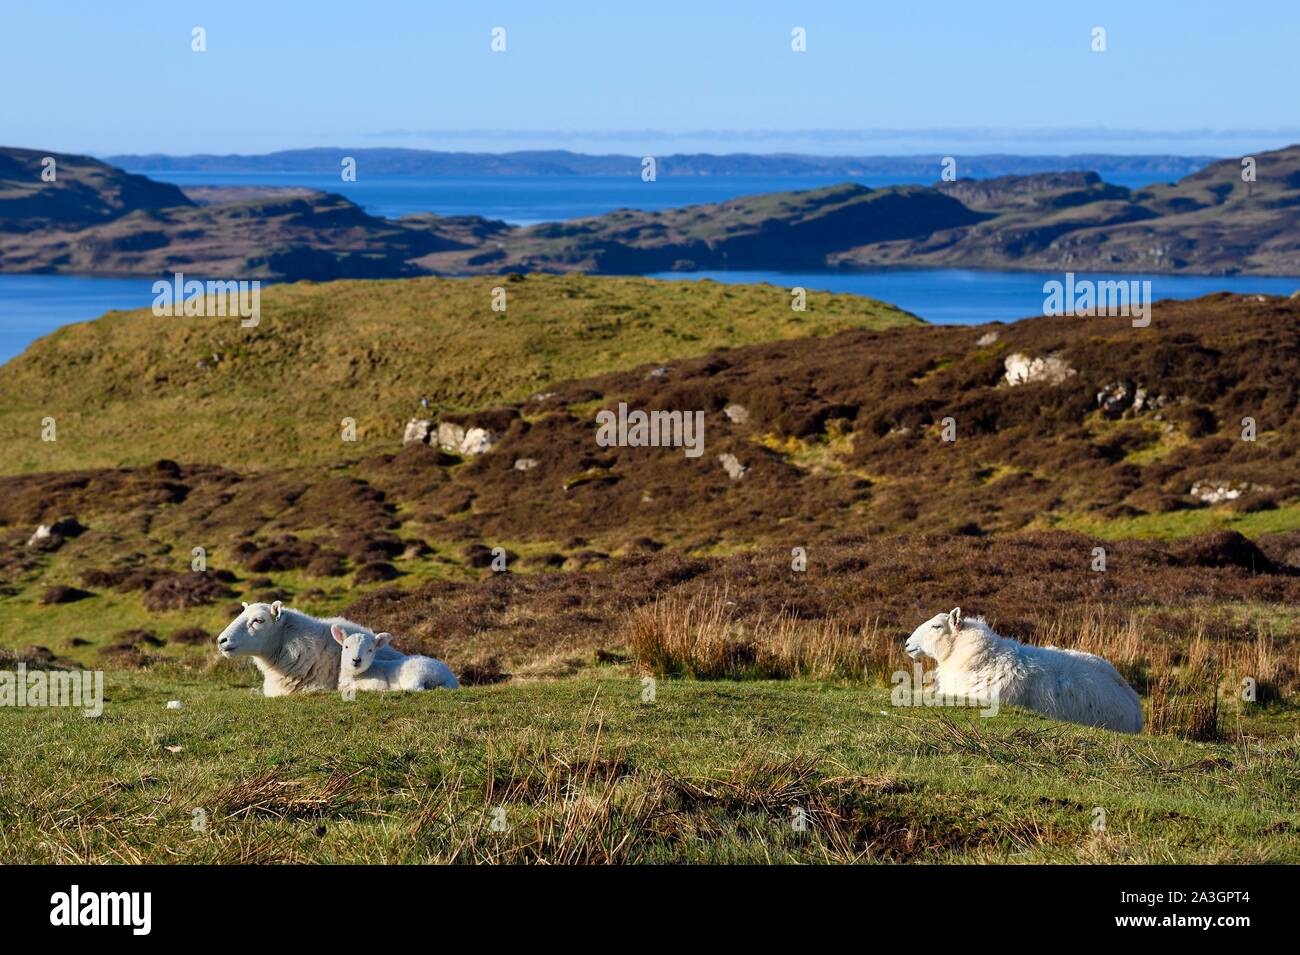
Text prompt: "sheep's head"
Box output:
[[217, 601, 286, 658], [332, 625, 390, 675], [905, 607, 963, 662]]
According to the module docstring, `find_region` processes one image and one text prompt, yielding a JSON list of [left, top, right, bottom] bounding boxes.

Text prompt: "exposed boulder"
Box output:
[[403, 418, 433, 445], [1003, 353, 1076, 386], [1189, 481, 1263, 505], [1096, 379, 1169, 419]]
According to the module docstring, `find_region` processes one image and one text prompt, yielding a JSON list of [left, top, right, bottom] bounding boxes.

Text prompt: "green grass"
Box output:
[[0, 274, 917, 475], [1052, 502, 1300, 540], [1, 670, 1296, 863]]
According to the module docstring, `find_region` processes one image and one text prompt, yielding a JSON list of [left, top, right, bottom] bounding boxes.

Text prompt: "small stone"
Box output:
[[166, 700, 183, 710], [718, 453, 748, 481], [514, 458, 539, 471], [723, 403, 749, 424]]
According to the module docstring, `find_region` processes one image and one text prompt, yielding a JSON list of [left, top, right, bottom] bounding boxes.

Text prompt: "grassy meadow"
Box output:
[[2, 669, 1296, 864]]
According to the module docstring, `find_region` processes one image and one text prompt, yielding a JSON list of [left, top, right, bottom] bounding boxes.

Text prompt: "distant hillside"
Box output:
[[417, 183, 986, 274], [427, 149, 1300, 276], [0, 146, 191, 231], [0, 147, 486, 279], [106, 147, 1217, 181], [845, 152, 1300, 274], [4, 145, 1298, 279]]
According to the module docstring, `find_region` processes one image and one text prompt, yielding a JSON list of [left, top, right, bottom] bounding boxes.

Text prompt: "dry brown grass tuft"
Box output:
[[624, 589, 901, 682], [211, 769, 367, 822], [1147, 670, 1222, 741]]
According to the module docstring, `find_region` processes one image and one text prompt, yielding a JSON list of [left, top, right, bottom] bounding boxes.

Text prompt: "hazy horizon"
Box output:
[[4, 0, 1296, 157]]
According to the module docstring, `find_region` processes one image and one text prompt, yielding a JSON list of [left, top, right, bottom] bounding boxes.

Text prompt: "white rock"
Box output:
[[976, 332, 998, 347], [436, 421, 467, 452], [26, 524, 52, 547], [718, 453, 748, 481], [723, 403, 749, 424], [403, 418, 433, 445], [514, 458, 539, 471], [1190, 482, 1247, 504], [1004, 352, 1076, 387], [460, 427, 498, 455], [166, 700, 183, 710]]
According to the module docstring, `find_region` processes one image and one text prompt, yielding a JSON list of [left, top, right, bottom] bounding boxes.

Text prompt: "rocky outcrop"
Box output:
[[404, 413, 512, 456]]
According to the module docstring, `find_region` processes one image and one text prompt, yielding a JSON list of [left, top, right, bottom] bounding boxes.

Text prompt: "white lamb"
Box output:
[[333, 625, 459, 692], [217, 601, 406, 697], [904, 607, 1143, 734]]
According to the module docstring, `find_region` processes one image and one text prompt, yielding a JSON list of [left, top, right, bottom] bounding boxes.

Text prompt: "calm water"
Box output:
[[132, 170, 1175, 224], [5, 269, 1298, 365], [643, 270, 1300, 326]]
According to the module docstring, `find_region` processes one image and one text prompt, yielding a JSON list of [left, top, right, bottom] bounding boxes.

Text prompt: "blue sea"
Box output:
[[2, 172, 1297, 364], [134, 170, 1174, 224]]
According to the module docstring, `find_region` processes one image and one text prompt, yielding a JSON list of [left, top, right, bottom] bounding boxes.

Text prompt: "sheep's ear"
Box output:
[[374, 632, 392, 647], [331, 624, 347, 645], [271, 600, 283, 619], [241, 601, 249, 610], [948, 607, 963, 630]]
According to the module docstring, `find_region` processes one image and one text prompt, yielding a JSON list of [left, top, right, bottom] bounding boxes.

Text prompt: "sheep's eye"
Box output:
[[932, 624, 942, 629]]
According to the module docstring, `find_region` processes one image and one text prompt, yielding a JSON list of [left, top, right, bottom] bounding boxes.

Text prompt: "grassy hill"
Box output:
[[0, 273, 917, 474]]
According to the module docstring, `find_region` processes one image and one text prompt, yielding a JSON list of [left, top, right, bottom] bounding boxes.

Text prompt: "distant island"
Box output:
[[104, 148, 1219, 182], [2, 145, 1297, 280]]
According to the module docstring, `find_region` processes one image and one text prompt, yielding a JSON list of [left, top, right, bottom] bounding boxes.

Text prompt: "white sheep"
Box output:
[[216, 601, 405, 696], [904, 607, 1143, 733], [332, 625, 459, 692]]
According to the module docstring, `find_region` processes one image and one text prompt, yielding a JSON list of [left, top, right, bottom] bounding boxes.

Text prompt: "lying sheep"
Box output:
[[332, 624, 459, 692], [217, 601, 405, 696], [904, 607, 1143, 733]]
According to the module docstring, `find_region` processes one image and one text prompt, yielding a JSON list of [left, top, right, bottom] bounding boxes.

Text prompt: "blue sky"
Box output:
[[2, 0, 1296, 156]]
